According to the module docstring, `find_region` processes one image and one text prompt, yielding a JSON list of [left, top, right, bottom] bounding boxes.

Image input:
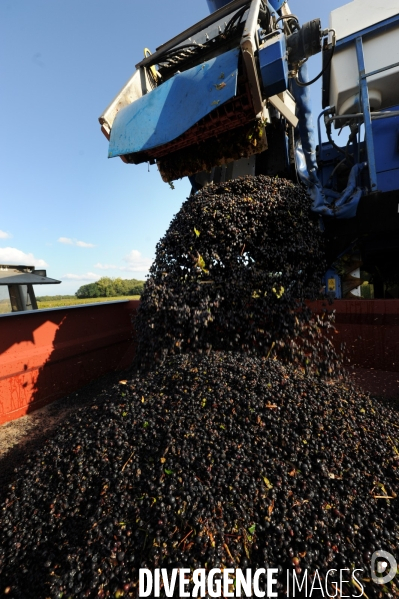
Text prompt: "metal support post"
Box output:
[[355, 36, 378, 192], [241, 0, 264, 115]]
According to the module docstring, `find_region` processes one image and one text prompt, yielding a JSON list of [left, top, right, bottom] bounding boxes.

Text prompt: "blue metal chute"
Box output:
[[108, 49, 240, 159]]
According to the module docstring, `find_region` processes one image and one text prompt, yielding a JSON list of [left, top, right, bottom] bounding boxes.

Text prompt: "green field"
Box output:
[[37, 296, 140, 309], [0, 299, 12, 314]]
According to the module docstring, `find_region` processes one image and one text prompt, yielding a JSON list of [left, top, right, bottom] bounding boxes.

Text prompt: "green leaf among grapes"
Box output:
[[248, 524, 256, 535]]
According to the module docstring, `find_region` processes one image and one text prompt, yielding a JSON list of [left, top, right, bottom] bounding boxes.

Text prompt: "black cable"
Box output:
[[327, 158, 348, 185], [275, 14, 300, 33], [157, 43, 205, 62], [325, 121, 346, 157], [294, 43, 335, 87], [158, 5, 247, 65], [258, 0, 271, 32], [224, 4, 250, 35], [158, 6, 249, 72]]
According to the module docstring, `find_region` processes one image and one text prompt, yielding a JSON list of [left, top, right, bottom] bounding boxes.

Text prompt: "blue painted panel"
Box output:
[[377, 171, 399, 193], [108, 48, 239, 158], [373, 107, 399, 172], [259, 31, 288, 97], [373, 106, 399, 192]]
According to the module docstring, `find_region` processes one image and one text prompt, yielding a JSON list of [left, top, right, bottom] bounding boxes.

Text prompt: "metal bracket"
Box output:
[[268, 92, 298, 127], [99, 68, 151, 137], [240, 0, 264, 115], [364, 60, 399, 80]]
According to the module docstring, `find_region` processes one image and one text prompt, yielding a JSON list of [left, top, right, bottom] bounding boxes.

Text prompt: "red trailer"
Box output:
[[0, 299, 397, 426]]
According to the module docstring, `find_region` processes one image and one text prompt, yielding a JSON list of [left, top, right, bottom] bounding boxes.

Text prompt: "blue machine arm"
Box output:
[[291, 64, 364, 219]]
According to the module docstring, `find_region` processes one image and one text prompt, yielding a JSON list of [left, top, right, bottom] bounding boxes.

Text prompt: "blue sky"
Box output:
[[1, 0, 345, 295]]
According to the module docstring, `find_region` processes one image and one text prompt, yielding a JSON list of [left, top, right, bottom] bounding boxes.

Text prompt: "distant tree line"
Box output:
[[75, 277, 145, 298]]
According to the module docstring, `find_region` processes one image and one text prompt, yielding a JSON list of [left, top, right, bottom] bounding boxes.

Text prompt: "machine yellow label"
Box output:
[[328, 278, 336, 291]]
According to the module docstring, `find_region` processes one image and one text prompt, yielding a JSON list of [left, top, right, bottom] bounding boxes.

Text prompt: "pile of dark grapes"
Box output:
[[0, 353, 398, 598], [1, 175, 398, 598], [135, 176, 340, 375]]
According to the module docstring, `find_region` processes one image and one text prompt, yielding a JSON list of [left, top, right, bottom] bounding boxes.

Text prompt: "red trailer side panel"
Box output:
[[1, 299, 398, 425], [309, 299, 399, 372], [0, 300, 139, 425]]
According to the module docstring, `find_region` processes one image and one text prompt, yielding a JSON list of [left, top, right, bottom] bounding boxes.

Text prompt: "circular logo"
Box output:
[[371, 550, 397, 585]]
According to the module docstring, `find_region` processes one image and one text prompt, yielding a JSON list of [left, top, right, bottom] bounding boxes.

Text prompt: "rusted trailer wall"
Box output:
[[0, 300, 139, 425], [309, 299, 399, 372]]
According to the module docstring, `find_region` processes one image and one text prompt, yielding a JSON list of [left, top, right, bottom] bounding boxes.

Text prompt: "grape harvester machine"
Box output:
[[99, 0, 399, 298]]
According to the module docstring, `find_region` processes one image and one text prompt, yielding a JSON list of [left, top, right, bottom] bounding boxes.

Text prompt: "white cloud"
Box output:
[[76, 240, 95, 248], [58, 237, 95, 248], [0, 247, 48, 267], [0, 230, 12, 239], [62, 272, 99, 281], [123, 250, 153, 271], [58, 237, 74, 245], [94, 250, 153, 273], [94, 263, 118, 270]]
